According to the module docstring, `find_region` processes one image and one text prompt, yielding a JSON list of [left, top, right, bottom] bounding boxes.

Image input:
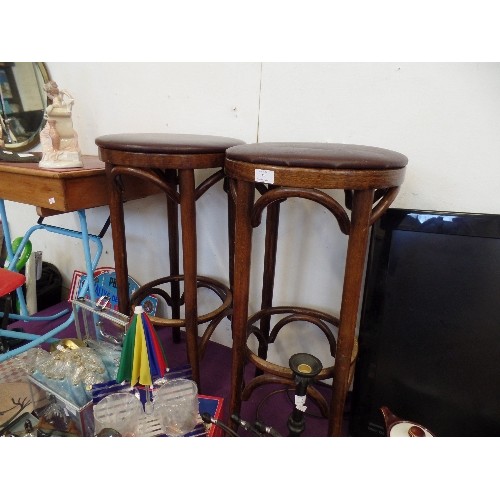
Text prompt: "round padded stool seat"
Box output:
[[97, 133, 245, 153], [224, 141, 407, 436], [226, 142, 407, 189], [97, 133, 244, 167], [97, 132, 244, 390], [226, 142, 407, 168]]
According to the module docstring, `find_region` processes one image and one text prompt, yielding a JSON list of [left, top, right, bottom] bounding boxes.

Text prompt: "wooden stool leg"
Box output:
[[105, 162, 130, 315], [165, 170, 181, 343], [329, 188, 375, 436], [257, 199, 280, 372], [224, 176, 235, 296], [228, 179, 255, 430], [178, 169, 200, 389]]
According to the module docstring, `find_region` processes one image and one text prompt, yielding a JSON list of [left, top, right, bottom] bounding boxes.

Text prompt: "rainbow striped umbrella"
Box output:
[[116, 305, 168, 387]]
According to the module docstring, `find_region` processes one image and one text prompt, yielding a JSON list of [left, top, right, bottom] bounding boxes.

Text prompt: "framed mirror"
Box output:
[[0, 62, 50, 152]]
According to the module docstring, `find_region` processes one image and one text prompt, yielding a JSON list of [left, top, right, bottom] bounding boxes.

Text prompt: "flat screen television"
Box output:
[[349, 208, 500, 437]]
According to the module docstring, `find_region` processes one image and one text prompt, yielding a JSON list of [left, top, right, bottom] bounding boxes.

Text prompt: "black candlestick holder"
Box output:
[[287, 352, 323, 437]]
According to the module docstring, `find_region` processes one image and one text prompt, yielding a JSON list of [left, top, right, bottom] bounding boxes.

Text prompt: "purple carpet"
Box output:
[[8, 301, 351, 437]]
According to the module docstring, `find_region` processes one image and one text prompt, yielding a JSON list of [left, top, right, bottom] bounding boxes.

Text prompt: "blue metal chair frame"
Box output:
[[0, 199, 103, 362]]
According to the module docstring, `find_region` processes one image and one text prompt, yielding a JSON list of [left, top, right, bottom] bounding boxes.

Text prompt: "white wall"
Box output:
[[5, 62, 500, 372]]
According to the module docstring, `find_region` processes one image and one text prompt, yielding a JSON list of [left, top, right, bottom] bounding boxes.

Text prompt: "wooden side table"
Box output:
[[0, 155, 159, 362]]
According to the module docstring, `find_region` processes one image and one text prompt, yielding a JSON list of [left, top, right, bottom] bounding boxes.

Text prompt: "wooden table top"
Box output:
[[0, 155, 159, 215]]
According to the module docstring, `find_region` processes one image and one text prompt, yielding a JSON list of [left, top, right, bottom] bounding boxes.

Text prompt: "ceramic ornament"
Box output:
[[39, 80, 83, 169]]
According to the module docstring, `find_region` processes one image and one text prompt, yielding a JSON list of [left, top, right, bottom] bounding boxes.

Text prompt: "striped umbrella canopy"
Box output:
[[116, 305, 168, 387]]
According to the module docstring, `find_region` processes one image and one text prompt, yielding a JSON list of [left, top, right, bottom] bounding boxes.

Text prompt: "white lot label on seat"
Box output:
[[255, 169, 274, 184]]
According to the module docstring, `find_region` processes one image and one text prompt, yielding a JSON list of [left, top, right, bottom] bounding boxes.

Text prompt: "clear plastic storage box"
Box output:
[[71, 296, 129, 345]]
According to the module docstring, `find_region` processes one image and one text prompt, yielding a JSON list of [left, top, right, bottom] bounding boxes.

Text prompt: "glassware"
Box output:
[[154, 379, 199, 436], [93, 392, 143, 436]]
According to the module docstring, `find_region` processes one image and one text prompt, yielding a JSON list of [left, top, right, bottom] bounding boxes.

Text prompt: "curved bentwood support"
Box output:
[[0, 200, 103, 362], [231, 183, 399, 435]]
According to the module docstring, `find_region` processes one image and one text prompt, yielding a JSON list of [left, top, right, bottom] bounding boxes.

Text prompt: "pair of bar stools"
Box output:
[[95, 133, 407, 437]]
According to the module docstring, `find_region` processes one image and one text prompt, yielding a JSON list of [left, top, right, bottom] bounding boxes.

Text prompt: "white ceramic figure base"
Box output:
[[39, 150, 83, 169]]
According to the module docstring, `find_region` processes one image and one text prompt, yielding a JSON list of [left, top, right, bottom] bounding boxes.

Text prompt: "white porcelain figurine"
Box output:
[[39, 80, 83, 169]]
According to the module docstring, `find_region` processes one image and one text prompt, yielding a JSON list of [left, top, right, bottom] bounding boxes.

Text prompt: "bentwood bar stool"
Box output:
[[224, 142, 407, 436], [96, 133, 244, 390]]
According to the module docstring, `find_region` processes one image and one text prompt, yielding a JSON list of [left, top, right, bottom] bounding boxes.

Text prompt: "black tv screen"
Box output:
[[349, 208, 500, 437]]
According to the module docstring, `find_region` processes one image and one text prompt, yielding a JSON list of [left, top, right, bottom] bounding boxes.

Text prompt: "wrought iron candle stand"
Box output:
[[203, 352, 324, 437], [287, 352, 323, 437]]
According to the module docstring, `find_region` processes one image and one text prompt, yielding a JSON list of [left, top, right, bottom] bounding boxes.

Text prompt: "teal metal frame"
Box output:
[[0, 199, 104, 362]]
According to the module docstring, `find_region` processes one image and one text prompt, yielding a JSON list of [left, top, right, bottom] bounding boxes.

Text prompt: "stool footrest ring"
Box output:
[[130, 274, 232, 327], [242, 305, 358, 390]]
